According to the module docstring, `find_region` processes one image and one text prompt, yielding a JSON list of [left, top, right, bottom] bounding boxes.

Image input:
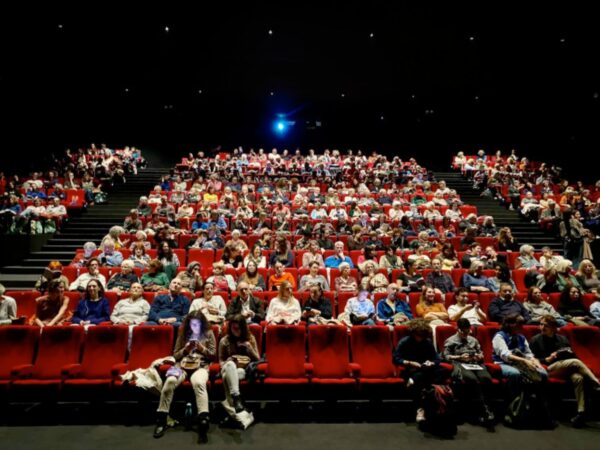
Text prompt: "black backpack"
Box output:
[[504, 389, 555, 430], [420, 384, 457, 438]]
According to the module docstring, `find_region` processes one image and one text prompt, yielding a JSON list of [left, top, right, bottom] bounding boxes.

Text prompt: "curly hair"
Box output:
[[407, 318, 431, 337]]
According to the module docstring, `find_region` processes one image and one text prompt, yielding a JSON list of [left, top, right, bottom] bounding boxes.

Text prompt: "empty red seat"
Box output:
[[308, 325, 356, 386], [62, 326, 129, 394], [260, 325, 310, 385], [0, 326, 39, 396], [564, 326, 600, 376], [350, 326, 402, 385]]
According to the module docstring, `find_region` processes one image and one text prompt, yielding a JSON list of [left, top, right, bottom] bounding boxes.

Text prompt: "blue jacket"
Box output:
[[72, 298, 111, 325], [324, 255, 354, 269], [377, 298, 413, 323], [148, 294, 190, 323]]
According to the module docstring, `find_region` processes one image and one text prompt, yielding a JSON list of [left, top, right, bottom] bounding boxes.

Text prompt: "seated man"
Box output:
[[324, 241, 354, 268], [488, 283, 531, 323], [98, 239, 124, 268], [424, 258, 456, 294], [443, 318, 494, 426], [530, 315, 600, 427], [492, 314, 548, 400], [147, 279, 190, 327], [225, 282, 265, 324]]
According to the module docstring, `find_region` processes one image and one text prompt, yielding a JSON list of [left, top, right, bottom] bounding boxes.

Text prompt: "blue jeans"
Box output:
[[499, 363, 547, 398]]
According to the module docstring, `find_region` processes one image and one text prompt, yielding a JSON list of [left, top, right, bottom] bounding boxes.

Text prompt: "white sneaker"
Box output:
[[416, 408, 426, 423]]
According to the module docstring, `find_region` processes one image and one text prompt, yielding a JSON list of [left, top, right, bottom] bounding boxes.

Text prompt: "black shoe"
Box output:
[[478, 406, 495, 426], [232, 394, 245, 413], [197, 414, 209, 444], [571, 413, 586, 428], [153, 412, 168, 438]]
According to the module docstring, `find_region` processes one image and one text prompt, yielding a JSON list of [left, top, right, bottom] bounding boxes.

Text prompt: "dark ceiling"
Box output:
[[1, 2, 598, 177]]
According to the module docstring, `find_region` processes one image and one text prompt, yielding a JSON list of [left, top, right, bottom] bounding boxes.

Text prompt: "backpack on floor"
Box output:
[[504, 390, 555, 430], [420, 384, 457, 438]]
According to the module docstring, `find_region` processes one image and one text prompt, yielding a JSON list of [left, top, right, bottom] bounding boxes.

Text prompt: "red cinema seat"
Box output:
[[11, 326, 84, 399], [337, 292, 356, 317], [188, 249, 215, 268], [511, 270, 528, 293], [435, 325, 458, 352], [113, 326, 174, 385], [62, 326, 129, 396], [565, 326, 600, 376], [260, 325, 310, 385], [475, 325, 502, 379], [308, 325, 356, 386], [6, 290, 37, 320], [350, 326, 402, 385], [0, 326, 39, 396]]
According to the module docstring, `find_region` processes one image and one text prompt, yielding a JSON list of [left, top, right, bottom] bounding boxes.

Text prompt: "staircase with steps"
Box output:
[[0, 167, 170, 289], [435, 171, 564, 253]]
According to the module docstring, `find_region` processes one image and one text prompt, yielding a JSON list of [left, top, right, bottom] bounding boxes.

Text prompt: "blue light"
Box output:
[[277, 121, 285, 131]]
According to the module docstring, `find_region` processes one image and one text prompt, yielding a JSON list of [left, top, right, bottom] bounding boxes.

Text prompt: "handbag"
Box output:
[[232, 355, 251, 369], [180, 353, 201, 371]]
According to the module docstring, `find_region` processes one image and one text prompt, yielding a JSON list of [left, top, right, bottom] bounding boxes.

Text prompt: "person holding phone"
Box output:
[[448, 288, 487, 326]]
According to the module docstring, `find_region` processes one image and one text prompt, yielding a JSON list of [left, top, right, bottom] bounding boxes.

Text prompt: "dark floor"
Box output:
[[1, 401, 599, 450]]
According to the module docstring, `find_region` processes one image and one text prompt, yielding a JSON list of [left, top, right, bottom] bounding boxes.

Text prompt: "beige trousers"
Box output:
[[157, 368, 210, 414], [548, 358, 599, 412]]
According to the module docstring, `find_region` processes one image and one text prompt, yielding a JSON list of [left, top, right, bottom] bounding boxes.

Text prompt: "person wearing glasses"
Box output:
[[443, 318, 494, 426]]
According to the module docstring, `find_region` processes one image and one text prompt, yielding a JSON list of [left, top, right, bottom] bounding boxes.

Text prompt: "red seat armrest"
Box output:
[[111, 363, 129, 378], [209, 362, 221, 378], [485, 362, 502, 377], [11, 364, 34, 379], [61, 364, 83, 379], [349, 363, 361, 377]]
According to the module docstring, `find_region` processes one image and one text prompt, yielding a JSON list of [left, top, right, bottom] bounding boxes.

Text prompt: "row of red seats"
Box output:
[[8, 289, 597, 326], [2, 324, 598, 402]]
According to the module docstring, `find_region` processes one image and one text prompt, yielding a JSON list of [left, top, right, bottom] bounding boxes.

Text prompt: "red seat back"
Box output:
[[264, 325, 307, 378], [33, 326, 84, 379], [7, 290, 37, 319], [127, 326, 174, 370], [308, 325, 351, 378], [476, 325, 500, 363], [435, 325, 458, 352], [350, 326, 395, 378], [77, 326, 129, 378], [0, 326, 39, 379], [565, 326, 600, 375]]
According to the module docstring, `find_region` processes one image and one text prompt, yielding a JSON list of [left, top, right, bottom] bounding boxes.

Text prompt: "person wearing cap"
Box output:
[[0, 283, 19, 325]]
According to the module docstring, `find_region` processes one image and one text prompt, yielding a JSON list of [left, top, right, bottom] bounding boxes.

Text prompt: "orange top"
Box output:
[[268, 272, 297, 291], [416, 302, 447, 318]]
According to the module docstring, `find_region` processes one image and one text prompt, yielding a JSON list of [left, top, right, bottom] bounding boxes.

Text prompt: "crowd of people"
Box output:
[[0, 144, 145, 234], [2, 147, 600, 441]]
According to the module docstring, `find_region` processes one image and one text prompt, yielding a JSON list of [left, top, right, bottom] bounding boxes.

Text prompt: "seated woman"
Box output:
[[157, 241, 180, 280], [558, 286, 597, 326], [487, 263, 517, 293], [129, 243, 151, 270], [555, 259, 582, 292], [237, 260, 266, 292], [492, 314, 549, 403], [334, 262, 358, 293], [140, 259, 171, 292], [462, 261, 494, 292], [218, 314, 261, 416], [110, 282, 150, 325], [397, 260, 425, 293], [299, 261, 330, 292], [268, 236, 295, 268], [439, 243, 460, 271], [128, 230, 152, 251], [379, 246, 404, 273], [243, 244, 267, 269], [342, 290, 376, 326], [221, 244, 244, 270], [302, 285, 334, 325], [107, 260, 139, 293], [406, 245, 431, 270], [530, 315, 600, 427], [29, 279, 71, 326], [153, 311, 216, 443], [71, 279, 111, 326], [206, 261, 237, 292], [69, 258, 107, 291], [98, 239, 124, 268], [265, 281, 302, 325], [359, 260, 389, 294], [376, 283, 413, 325], [226, 229, 249, 253], [448, 287, 487, 326], [174, 261, 204, 293], [575, 259, 600, 294], [34, 260, 70, 292], [189, 282, 227, 326], [392, 318, 446, 424], [523, 286, 567, 326], [514, 244, 542, 270], [301, 240, 325, 268], [416, 286, 449, 327]]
